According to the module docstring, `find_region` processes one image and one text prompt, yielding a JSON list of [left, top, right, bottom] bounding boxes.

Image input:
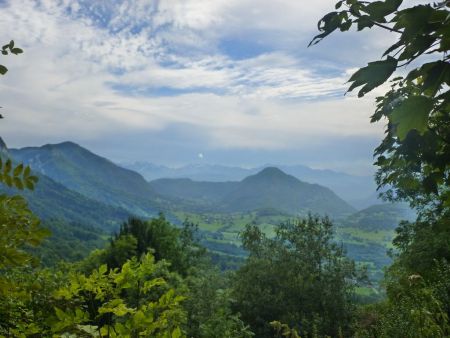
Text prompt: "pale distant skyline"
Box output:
[[0, 0, 396, 175]]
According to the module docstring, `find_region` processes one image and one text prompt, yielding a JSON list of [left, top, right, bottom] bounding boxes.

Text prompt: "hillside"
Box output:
[[221, 167, 355, 217], [149, 178, 239, 205], [151, 167, 355, 218], [1, 172, 129, 230], [10, 142, 165, 216], [341, 203, 416, 231]]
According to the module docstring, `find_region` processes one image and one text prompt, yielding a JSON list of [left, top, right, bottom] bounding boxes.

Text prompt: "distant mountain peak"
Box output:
[[42, 141, 80, 150], [258, 167, 286, 176], [57, 141, 80, 147], [244, 167, 295, 183]]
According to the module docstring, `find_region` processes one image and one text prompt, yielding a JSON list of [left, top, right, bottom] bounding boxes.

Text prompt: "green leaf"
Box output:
[[390, 96, 433, 140], [309, 12, 342, 46], [54, 307, 67, 321], [13, 163, 23, 177], [364, 0, 403, 21], [4, 159, 12, 174], [98, 264, 107, 275], [11, 48, 23, 55], [4, 175, 12, 187], [23, 166, 31, 178], [172, 327, 182, 338], [348, 56, 398, 97], [0, 65, 7, 75], [398, 35, 434, 61], [25, 178, 35, 190], [393, 5, 433, 39], [419, 61, 450, 96], [357, 15, 375, 30], [13, 177, 24, 190]]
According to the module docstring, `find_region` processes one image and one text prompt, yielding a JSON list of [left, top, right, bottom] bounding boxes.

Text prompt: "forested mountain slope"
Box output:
[[1, 172, 129, 230], [10, 142, 164, 216]]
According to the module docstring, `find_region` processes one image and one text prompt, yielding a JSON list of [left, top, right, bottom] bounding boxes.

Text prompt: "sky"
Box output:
[[0, 0, 399, 175]]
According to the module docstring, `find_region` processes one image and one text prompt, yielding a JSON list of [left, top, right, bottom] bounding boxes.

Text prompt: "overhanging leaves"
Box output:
[[390, 96, 433, 140], [347, 56, 398, 97]]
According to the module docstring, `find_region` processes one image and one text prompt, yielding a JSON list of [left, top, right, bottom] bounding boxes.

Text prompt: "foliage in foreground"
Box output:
[[232, 215, 364, 337], [312, 0, 450, 336]]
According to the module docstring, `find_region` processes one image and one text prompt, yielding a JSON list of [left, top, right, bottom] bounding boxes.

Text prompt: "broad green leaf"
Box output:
[[348, 56, 398, 97], [390, 96, 433, 140], [0, 65, 7, 75], [394, 5, 433, 39], [398, 35, 434, 61], [364, 0, 403, 21], [357, 15, 375, 30]]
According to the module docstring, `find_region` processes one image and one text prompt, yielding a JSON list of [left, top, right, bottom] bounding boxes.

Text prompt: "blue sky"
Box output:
[[0, 0, 396, 175]]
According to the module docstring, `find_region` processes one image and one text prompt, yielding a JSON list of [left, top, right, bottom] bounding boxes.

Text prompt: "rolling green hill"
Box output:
[[10, 142, 165, 217]]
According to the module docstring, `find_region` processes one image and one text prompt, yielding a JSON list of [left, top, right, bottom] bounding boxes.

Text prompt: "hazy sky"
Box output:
[[0, 0, 398, 175]]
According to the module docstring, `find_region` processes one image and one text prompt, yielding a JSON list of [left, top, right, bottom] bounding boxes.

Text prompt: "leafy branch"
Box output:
[[0, 158, 38, 190], [0, 40, 23, 75]]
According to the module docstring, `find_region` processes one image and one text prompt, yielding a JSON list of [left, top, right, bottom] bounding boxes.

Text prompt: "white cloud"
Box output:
[[0, 0, 390, 173]]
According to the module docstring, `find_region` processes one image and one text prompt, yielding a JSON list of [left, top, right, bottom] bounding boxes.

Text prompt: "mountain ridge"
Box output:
[[150, 166, 356, 218], [122, 161, 377, 207], [10, 142, 164, 217], [10, 140, 360, 219]]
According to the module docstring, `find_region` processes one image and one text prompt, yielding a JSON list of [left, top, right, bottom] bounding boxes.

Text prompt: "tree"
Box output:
[[310, 0, 450, 215], [311, 1, 450, 334], [183, 267, 254, 338], [84, 215, 207, 276], [231, 216, 363, 337]]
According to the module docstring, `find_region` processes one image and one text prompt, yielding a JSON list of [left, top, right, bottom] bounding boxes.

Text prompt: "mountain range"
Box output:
[[4, 140, 357, 225], [123, 161, 378, 208], [149, 167, 355, 217]]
